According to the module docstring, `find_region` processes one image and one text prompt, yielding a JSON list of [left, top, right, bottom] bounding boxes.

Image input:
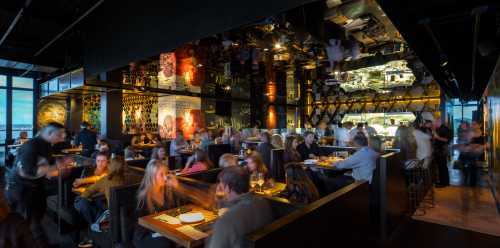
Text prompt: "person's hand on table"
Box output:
[[73, 178, 83, 188], [166, 174, 179, 189], [72, 187, 85, 194], [318, 156, 327, 161]]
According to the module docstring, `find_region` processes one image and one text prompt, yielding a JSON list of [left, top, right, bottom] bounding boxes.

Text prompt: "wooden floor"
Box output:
[[412, 186, 500, 237], [388, 219, 500, 248]]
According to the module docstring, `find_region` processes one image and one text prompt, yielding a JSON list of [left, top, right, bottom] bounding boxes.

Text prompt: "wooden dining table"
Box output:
[[61, 147, 83, 154], [138, 204, 218, 248]]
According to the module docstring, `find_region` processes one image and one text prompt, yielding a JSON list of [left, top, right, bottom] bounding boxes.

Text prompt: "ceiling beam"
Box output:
[[0, 0, 32, 47]]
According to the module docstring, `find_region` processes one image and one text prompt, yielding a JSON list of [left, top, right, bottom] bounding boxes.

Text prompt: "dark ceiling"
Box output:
[[378, 0, 500, 100]]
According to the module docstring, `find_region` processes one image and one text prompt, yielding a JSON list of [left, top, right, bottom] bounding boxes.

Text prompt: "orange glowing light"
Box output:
[[267, 82, 276, 102], [266, 105, 277, 128]]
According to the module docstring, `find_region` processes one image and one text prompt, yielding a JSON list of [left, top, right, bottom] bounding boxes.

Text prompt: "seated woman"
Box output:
[[245, 152, 269, 179], [147, 133, 162, 146], [133, 160, 178, 248], [74, 156, 128, 246], [169, 131, 187, 168], [74, 152, 109, 188], [271, 134, 284, 149], [191, 131, 203, 150], [330, 136, 382, 189], [181, 149, 213, 174], [125, 146, 144, 160], [283, 135, 302, 165], [284, 163, 320, 205]]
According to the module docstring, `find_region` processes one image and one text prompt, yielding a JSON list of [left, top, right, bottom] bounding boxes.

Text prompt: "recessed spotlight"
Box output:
[[263, 48, 269, 51]]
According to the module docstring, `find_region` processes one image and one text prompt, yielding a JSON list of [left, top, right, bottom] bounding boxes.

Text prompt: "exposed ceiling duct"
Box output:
[[324, 0, 404, 49]]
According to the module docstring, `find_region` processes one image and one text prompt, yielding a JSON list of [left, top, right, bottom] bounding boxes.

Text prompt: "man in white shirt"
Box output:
[[413, 126, 432, 168], [349, 123, 368, 142], [335, 122, 351, 147]]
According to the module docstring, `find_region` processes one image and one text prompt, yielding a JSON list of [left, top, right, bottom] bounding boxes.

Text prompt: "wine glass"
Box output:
[[256, 173, 265, 193], [250, 173, 258, 191]]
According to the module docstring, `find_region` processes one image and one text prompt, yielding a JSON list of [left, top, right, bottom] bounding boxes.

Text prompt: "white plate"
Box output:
[[304, 159, 318, 165], [178, 212, 205, 224]]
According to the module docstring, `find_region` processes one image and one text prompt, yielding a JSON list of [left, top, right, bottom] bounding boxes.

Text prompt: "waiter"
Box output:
[[5, 122, 67, 247], [75, 121, 97, 157]]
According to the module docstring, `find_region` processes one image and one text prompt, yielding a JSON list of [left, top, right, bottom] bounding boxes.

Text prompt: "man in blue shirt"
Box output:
[[330, 136, 382, 189]]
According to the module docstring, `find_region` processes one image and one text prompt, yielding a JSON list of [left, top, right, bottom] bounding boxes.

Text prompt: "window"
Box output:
[[0, 74, 35, 166], [0, 89, 5, 142], [12, 90, 33, 139], [0, 75, 6, 87], [13, 76, 33, 89]]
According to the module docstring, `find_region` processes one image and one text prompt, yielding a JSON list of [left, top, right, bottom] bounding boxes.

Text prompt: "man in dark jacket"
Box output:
[[5, 122, 67, 247], [75, 122, 97, 157]]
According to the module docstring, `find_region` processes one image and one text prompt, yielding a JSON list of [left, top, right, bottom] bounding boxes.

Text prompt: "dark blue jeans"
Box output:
[[74, 197, 106, 224]]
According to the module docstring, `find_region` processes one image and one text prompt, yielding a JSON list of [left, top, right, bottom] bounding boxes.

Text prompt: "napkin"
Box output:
[[154, 214, 181, 225], [176, 225, 209, 240]]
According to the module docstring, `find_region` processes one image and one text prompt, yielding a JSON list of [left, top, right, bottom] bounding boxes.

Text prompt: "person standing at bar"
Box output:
[[75, 121, 97, 157], [433, 122, 451, 187], [413, 122, 433, 169], [5, 122, 67, 247], [335, 122, 351, 147], [365, 122, 377, 137]]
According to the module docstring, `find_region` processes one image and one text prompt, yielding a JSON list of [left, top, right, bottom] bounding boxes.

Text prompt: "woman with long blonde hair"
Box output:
[[133, 159, 177, 248]]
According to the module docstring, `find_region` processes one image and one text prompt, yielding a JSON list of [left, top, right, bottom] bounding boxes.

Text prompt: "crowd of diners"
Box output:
[[3, 117, 470, 248]]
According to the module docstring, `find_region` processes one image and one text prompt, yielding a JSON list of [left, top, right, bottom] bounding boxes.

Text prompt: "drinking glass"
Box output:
[[257, 173, 265, 193], [250, 173, 258, 191]]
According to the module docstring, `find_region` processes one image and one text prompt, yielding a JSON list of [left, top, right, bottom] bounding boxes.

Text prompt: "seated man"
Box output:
[[91, 139, 110, 159], [330, 136, 382, 189], [207, 167, 273, 248], [219, 153, 238, 168], [73, 152, 109, 188], [297, 131, 324, 161]]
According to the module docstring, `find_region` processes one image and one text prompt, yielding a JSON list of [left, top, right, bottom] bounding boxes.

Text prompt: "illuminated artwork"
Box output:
[[37, 99, 66, 128], [340, 60, 415, 92], [158, 46, 201, 93], [158, 95, 203, 139], [158, 52, 176, 89]]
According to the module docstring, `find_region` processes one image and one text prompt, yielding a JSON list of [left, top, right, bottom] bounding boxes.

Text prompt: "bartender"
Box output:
[[5, 122, 68, 247]]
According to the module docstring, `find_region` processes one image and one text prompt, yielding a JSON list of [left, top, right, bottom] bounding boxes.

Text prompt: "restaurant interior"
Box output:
[[0, 0, 499, 247]]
